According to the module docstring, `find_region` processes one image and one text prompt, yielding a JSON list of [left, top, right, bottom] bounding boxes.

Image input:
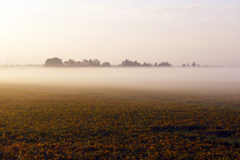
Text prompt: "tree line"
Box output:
[[44, 57, 111, 67], [182, 62, 199, 67], [44, 57, 199, 67], [121, 59, 172, 67]]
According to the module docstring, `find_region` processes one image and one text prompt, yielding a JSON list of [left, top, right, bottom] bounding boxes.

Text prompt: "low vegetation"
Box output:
[[44, 57, 173, 67], [0, 85, 239, 159]]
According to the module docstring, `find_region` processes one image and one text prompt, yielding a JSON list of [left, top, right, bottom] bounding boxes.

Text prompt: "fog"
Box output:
[[0, 67, 240, 94]]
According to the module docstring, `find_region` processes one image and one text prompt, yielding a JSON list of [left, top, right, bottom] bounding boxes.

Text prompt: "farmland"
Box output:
[[0, 84, 239, 159]]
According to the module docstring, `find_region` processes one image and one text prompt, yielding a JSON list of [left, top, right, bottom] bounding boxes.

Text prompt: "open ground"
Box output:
[[0, 84, 239, 159]]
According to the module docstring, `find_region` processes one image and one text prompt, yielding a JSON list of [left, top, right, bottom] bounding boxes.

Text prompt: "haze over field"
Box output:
[[0, 67, 240, 94], [0, 0, 240, 66]]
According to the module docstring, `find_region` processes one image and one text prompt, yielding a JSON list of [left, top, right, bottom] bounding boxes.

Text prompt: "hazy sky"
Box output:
[[1, 0, 240, 66]]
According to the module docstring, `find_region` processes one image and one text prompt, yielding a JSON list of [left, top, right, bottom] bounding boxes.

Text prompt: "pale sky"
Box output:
[[0, 0, 240, 66]]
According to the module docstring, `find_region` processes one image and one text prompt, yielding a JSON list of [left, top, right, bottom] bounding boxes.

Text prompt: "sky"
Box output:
[[0, 0, 240, 66]]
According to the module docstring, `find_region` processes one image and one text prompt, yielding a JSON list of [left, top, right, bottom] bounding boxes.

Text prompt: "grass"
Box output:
[[0, 84, 239, 159]]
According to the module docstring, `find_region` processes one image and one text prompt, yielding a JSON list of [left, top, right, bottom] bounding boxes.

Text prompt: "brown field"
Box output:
[[0, 84, 239, 159]]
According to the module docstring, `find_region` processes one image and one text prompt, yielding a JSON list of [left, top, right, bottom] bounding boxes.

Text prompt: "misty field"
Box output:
[[0, 85, 239, 159]]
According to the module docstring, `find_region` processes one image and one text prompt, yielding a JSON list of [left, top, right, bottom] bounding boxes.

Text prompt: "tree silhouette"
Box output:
[[44, 57, 64, 67], [89, 59, 93, 66], [142, 62, 152, 66], [44, 57, 175, 68], [102, 62, 111, 67], [121, 59, 141, 67], [82, 59, 89, 66], [157, 62, 172, 67], [64, 59, 76, 67], [93, 59, 101, 66], [75, 61, 81, 66]]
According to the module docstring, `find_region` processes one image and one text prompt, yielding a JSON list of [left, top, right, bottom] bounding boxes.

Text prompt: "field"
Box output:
[[0, 84, 239, 159]]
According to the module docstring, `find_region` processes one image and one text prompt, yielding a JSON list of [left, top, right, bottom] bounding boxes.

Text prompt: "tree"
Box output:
[[102, 62, 111, 67], [75, 61, 81, 66], [133, 61, 141, 66], [68, 59, 75, 66], [121, 59, 141, 67], [125, 59, 130, 66], [64, 59, 76, 67], [89, 59, 93, 66], [158, 62, 172, 67], [82, 59, 89, 66], [121, 61, 125, 66], [142, 62, 152, 66], [93, 59, 101, 66], [64, 61, 69, 66], [192, 62, 196, 67], [44, 57, 64, 67]]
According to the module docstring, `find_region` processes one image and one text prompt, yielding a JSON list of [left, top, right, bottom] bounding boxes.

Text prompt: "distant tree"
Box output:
[[182, 64, 186, 67], [64, 59, 76, 67], [187, 63, 189, 67], [64, 61, 69, 66], [154, 63, 158, 66], [158, 62, 172, 67], [44, 57, 64, 67], [142, 62, 152, 66], [75, 61, 82, 66], [102, 62, 111, 67], [89, 59, 93, 66], [82, 59, 89, 66], [69, 59, 75, 66], [93, 59, 101, 66], [192, 62, 196, 67], [133, 61, 141, 66], [63, 59, 102, 67], [121, 61, 125, 66], [125, 59, 130, 66], [121, 59, 141, 67]]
